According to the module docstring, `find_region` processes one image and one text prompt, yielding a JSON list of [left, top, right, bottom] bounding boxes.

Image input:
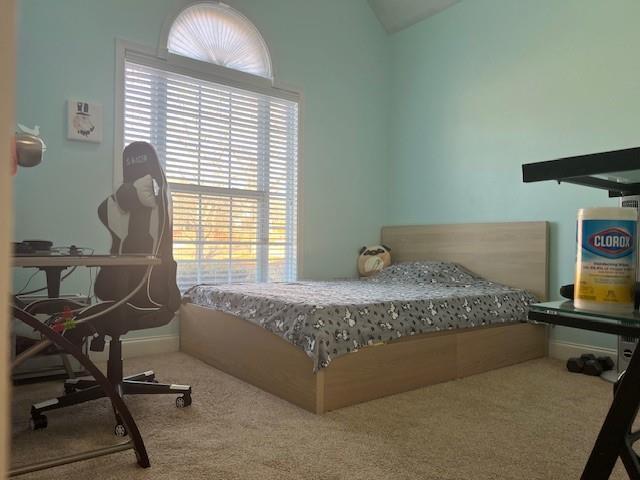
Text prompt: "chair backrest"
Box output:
[[94, 142, 181, 325]]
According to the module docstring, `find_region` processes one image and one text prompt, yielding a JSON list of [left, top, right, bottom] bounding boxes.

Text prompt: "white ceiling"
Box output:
[[368, 0, 460, 34]]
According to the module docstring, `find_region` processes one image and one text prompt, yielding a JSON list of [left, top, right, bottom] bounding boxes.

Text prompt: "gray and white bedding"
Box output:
[[184, 262, 538, 370]]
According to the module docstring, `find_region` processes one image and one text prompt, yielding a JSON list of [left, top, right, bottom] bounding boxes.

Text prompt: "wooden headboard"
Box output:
[[381, 222, 549, 300]]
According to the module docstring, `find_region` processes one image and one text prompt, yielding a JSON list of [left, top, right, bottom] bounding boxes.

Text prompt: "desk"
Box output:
[[10, 254, 159, 476], [529, 301, 640, 479], [13, 254, 161, 297]]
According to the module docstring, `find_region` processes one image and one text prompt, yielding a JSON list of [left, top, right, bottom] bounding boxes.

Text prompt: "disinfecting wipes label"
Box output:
[[576, 219, 637, 305]]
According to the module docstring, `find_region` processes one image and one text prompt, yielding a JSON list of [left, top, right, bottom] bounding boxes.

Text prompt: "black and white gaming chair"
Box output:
[[30, 142, 192, 435]]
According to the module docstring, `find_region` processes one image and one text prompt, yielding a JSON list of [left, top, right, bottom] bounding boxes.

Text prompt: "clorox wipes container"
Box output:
[[575, 207, 638, 313]]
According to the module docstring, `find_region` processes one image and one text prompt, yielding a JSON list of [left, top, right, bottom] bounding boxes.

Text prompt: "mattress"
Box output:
[[184, 262, 538, 370]]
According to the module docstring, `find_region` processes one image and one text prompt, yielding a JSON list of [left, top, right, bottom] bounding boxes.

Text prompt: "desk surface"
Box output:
[[13, 254, 161, 268], [528, 300, 640, 337]]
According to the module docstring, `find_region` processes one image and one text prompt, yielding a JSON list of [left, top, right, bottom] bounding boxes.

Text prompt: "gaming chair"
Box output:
[[29, 142, 192, 435]]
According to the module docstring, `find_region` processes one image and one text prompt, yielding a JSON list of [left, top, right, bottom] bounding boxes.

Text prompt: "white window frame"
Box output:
[[114, 37, 305, 279]]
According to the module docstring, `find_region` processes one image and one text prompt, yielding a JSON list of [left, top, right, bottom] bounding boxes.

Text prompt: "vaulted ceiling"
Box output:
[[368, 0, 460, 33]]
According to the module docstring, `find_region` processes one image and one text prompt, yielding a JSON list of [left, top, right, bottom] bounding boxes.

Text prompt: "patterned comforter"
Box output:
[[184, 262, 538, 370]]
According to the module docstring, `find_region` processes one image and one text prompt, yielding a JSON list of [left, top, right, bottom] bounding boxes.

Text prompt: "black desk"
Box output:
[[522, 146, 640, 197], [10, 254, 160, 476], [529, 301, 640, 479]]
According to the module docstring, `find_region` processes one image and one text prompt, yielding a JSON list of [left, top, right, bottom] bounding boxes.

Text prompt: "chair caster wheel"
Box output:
[[30, 415, 47, 431], [64, 385, 76, 394], [176, 394, 192, 408], [114, 423, 128, 437]]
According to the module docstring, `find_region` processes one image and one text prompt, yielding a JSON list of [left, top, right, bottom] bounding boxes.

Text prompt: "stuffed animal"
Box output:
[[358, 244, 391, 277]]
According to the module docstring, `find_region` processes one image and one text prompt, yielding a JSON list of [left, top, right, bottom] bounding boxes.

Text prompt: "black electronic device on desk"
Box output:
[[13, 240, 53, 255], [523, 151, 640, 479]]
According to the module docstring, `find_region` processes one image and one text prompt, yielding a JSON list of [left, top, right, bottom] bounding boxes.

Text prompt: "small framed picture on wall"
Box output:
[[67, 100, 103, 143]]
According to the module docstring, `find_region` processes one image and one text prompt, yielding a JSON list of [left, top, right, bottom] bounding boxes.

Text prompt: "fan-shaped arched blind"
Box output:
[[167, 3, 272, 79]]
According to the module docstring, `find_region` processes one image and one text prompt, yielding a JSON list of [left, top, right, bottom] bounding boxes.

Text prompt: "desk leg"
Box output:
[[582, 344, 640, 479], [11, 307, 150, 471], [42, 267, 65, 298]]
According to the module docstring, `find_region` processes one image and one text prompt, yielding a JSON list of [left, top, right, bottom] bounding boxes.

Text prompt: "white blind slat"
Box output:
[[124, 60, 298, 290]]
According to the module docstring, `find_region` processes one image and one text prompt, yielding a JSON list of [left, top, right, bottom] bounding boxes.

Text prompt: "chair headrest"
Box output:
[[122, 142, 164, 185], [115, 175, 157, 212]]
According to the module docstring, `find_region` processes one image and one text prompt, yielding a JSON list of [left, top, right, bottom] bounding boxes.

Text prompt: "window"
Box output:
[[167, 3, 272, 79], [121, 4, 298, 290]]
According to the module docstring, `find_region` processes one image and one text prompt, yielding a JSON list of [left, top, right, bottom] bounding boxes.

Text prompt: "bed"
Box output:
[[180, 222, 549, 413]]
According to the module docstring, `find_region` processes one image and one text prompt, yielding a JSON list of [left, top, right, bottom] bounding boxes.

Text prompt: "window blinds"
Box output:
[[123, 60, 298, 290]]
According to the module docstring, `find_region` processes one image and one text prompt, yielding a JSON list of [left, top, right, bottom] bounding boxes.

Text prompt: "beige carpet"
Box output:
[[10, 353, 629, 479]]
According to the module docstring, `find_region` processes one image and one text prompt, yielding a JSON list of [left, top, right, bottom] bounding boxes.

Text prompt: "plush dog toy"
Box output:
[[358, 244, 391, 277]]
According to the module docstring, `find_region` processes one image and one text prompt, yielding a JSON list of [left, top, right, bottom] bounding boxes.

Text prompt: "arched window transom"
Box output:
[[167, 2, 272, 79]]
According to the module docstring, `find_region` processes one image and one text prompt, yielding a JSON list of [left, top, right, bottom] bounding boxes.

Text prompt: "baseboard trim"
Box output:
[[548, 340, 617, 367], [88, 334, 180, 362]]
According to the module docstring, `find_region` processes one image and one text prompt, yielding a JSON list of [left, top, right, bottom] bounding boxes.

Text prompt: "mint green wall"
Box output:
[[14, 0, 390, 336], [17, 0, 636, 349], [388, 0, 640, 349]]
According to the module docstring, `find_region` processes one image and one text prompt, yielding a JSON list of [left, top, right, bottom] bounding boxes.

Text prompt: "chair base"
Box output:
[[29, 335, 192, 436], [30, 370, 192, 435]]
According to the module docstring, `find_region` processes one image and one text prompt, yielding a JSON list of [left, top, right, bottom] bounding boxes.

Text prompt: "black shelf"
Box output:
[[528, 301, 640, 337], [522, 146, 640, 197], [523, 148, 640, 480]]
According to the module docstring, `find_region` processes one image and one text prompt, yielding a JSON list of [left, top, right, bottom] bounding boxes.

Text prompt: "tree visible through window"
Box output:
[[123, 3, 297, 290]]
